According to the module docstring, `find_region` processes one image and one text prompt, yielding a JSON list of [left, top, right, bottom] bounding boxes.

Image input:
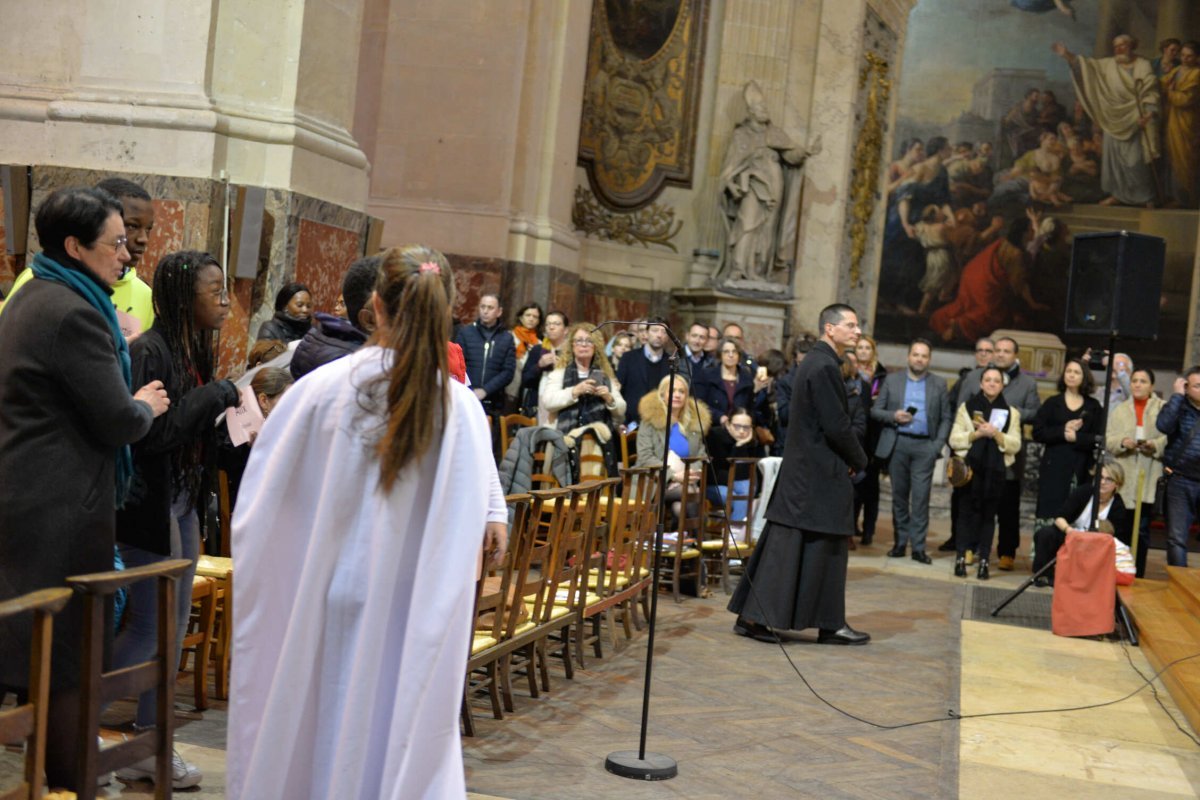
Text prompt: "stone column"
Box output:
[[1096, 0, 1133, 56], [1156, 1, 1193, 49]]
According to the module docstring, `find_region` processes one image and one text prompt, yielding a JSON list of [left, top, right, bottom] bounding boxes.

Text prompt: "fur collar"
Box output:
[[638, 390, 712, 435]]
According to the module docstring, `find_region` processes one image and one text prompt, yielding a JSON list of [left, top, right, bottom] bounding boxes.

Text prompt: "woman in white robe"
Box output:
[[228, 245, 506, 800]]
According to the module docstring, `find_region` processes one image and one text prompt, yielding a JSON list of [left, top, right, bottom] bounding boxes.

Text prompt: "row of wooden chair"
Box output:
[[0, 559, 192, 800], [462, 467, 660, 735], [495, 413, 639, 485]]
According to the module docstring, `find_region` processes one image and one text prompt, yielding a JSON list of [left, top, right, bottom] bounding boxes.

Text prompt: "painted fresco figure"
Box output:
[[719, 80, 821, 285], [1053, 35, 1161, 208], [1011, 0, 1075, 19], [1160, 42, 1200, 209]]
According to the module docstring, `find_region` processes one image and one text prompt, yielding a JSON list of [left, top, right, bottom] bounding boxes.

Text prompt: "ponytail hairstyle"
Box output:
[[151, 249, 222, 502], [370, 244, 454, 491]]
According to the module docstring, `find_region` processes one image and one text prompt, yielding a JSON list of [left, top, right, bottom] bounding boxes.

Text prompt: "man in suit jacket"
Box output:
[[728, 303, 870, 645], [953, 336, 1041, 569], [870, 338, 952, 562]]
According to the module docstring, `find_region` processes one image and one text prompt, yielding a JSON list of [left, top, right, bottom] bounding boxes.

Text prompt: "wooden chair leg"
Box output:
[[499, 655, 516, 713], [486, 662, 503, 720], [461, 685, 476, 737]]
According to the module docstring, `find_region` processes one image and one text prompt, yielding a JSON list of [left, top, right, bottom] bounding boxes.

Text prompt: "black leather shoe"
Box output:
[[954, 557, 967, 577], [733, 618, 777, 643], [817, 625, 870, 645], [977, 559, 990, 581], [861, 532, 873, 546], [937, 539, 957, 552], [1032, 576, 1053, 588], [887, 546, 906, 558], [911, 551, 932, 564]]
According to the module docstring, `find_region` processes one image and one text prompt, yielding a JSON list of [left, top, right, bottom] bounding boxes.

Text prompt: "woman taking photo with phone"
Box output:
[[540, 323, 626, 476]]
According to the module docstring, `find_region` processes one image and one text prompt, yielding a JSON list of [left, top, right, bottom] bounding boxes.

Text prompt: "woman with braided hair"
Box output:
[[113, 249, 239, 789], [229, 244, 506, 799]]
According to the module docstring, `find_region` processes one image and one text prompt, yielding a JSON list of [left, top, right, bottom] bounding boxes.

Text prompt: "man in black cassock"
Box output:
[[728, 303, 871, 644]]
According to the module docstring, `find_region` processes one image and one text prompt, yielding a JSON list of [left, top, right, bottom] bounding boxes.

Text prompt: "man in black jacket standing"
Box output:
[[616, 316, 673, 425], [455, 293, 516, 414], [729, 303, 870, 645]]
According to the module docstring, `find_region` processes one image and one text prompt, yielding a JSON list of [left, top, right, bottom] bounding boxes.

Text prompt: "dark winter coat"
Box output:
[[766, 341, 867, 536], [1158, 393, 1200, 480], [694, 363, 767, 424], [616, 347, 675, 425], [1032, 393, 1104, 518], [497, 425, 573, 495], [454, 320, 516, 412], [0, 278, 155, 690], [116, 326, 239, 555], [290, 312, 368, 380], [256, 311, 311, 343]]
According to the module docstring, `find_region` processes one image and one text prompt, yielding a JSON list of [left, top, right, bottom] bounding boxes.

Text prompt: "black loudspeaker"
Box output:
[[1064, 231, 1165, 340]]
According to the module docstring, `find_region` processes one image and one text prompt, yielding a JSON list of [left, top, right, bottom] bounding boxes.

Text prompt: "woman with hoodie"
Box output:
[[256, 281, 313, 343]]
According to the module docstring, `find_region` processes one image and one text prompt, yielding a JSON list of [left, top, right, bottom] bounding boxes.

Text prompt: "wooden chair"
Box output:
[[700, 457, 762, 594], [0, 587, 71, 800], [462, 498, 523, 735], [575, 430, 609, 483], [622, 466, 661, 629], [67, 558, 192, 800], [216, 469, 233, 558], [585, 472, 646, 647], [178, 576, 217, 711], [195, 556, 233, 701], [499, 413, 536, 458], [655, 456, 707, 603], [619, 428, 638, 469], [560, 479, 619, 665]]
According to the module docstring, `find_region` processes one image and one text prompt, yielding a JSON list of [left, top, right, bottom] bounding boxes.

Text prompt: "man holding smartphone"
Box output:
[[870, 339, 952, 563]]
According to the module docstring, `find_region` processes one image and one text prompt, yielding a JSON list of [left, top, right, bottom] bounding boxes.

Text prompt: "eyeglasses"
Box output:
[[573, 338, 594, 346], [206, 287, 230, 303], [975, 347, 994, 354], [1100, 476, 1117, 484], [729, 423, 752, 431], [95, 236, 129, 252]]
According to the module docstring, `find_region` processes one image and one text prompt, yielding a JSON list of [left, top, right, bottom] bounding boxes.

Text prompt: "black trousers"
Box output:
[[958, 495, 1000, 561], [853, 461, 880, 540], [996, 478, 1022, 558], [1031, 524, 1064, 578]]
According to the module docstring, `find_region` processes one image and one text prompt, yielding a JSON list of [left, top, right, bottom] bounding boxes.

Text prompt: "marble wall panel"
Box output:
[[294, 218, 362, 314], [447, 254, 505, 325], [0, 191, 22, 292], [138, 199, 186, 284], [219, 277, 256, 374]]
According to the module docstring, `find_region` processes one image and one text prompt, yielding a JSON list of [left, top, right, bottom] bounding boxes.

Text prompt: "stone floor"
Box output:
[[3, 488, 1198, 798]]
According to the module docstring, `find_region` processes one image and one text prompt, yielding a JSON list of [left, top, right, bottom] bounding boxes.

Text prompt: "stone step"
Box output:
[[1118, 577, 1200, 735]]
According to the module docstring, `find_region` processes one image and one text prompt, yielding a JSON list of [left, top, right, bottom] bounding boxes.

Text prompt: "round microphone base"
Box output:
[[604, 751, 678, 781]]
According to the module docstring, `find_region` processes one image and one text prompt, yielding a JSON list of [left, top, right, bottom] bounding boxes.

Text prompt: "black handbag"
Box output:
[[1153, 473, 1170, 518]]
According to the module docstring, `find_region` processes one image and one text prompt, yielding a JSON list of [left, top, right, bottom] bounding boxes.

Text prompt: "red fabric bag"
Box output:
[[1051, 530, 1116, 637]]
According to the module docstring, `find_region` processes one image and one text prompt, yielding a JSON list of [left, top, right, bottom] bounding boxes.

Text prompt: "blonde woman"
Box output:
[[1105, 367, 1165, 577], [540, 323, 626, 475], [637, 373, 711, 522]]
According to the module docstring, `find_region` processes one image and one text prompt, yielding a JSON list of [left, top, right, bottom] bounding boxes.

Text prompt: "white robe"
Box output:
[[228, 346, 500, 800]]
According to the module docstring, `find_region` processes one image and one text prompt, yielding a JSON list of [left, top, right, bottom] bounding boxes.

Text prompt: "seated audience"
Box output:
[[637, 374, 711, 521], [705, 407, 766, 521], [256, 281, 313, 342], [247, 338, 288, 369], [948, 365, 1023, 581], [1031, 460, 1130, 586], [1032, 357, 1102, 524], [220, 367, 295, 512], [1105, 368, 1163, 577], [540, 323, 626, 476], [291, 255, 382, 379]]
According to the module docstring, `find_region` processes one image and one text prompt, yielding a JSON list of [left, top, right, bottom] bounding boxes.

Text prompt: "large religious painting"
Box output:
[[577, 0, 709, 209], [874, 0, 1200, 370]]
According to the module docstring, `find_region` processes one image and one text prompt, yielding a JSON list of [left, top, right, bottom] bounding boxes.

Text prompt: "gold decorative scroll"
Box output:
[[572, 186, 683, 252], [849, 51, 891, 287], [577, 0, 709, 210]]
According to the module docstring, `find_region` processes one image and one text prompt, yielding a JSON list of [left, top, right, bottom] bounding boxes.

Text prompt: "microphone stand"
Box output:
[[592, 319, 681, 781]]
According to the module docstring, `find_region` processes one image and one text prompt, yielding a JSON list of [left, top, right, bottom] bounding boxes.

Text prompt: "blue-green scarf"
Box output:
[[30, 251, 135, 507]]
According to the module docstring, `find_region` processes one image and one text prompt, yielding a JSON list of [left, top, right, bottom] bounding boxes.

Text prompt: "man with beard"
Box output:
[[1053, 35, 1161, 207], [729, 303, 869, 645]]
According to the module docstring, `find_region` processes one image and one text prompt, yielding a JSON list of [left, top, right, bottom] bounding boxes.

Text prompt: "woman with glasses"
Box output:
[[540, 323, 626, 476], [705, 407, 766, 521], [1031, 459, 1129, 586], [695, 336, 769, 427], [0, 186, 171, 792], [113, 250, 240, 789]]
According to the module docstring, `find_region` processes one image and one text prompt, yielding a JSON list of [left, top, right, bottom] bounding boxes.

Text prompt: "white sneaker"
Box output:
[[116, 748, 203, 789]]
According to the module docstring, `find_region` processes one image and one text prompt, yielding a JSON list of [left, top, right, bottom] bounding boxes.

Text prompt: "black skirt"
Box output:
[[727, 521, 848, 631]]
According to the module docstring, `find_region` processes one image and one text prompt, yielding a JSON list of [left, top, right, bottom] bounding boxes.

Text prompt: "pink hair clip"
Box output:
[[419, 261, 441, 275]]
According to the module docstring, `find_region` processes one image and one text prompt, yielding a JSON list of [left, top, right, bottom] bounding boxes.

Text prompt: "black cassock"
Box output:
[[728, 340, 868, 630]]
